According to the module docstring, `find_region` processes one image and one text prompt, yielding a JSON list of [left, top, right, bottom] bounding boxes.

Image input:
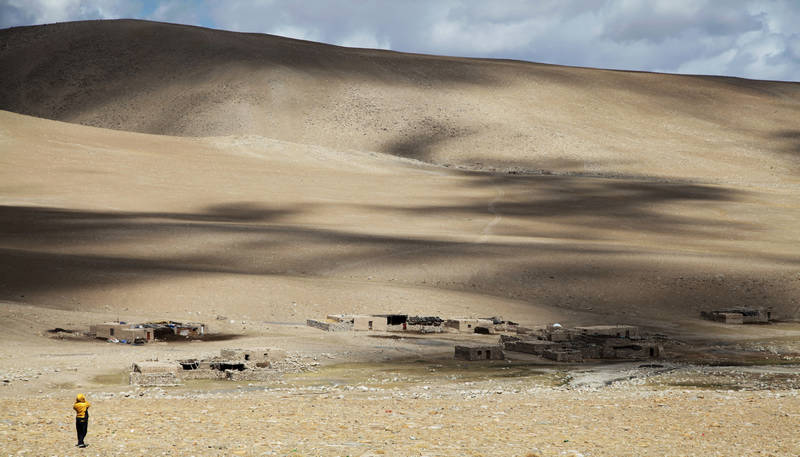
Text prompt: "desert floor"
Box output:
[[2, 300, 800, 456]]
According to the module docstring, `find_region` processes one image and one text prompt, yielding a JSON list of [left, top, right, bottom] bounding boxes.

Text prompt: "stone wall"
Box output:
[[454, 345, 505, 361], [542, 349, 583, 363]]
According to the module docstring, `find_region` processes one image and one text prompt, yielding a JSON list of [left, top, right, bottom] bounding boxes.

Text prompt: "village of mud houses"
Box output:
[[1, 3, 800, 456]]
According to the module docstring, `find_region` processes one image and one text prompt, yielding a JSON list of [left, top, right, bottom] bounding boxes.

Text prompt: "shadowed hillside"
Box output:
[[1, 20, 800, 330], [1, 110, 799, 328], [1, 19, 799, 184]]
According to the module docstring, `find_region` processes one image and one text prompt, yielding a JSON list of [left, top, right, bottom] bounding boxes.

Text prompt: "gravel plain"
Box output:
[[2, 361, 799, 457]]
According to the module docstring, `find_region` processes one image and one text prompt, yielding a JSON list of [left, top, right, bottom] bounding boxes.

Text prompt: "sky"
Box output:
[[1, 0, 799, 82]]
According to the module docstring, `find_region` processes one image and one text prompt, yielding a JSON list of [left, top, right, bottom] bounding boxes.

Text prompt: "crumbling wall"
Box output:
[[129, 372, 181, 386], [225, 369, 276, 381], [306, 319, 352, 332]]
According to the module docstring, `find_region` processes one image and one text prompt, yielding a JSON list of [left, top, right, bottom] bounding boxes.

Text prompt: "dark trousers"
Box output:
[[76, 417, 88, 445]]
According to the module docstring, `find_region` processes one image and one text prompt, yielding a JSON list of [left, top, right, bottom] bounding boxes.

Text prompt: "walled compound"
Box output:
[[90, 320, 206, 344], [502, 324, 664, 362]]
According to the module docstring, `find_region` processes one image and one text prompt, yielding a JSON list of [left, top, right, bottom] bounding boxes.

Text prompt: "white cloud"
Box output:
[[150, 0, 202, 25], [336, 30, 389, 50], [268, 24, 320, 43], [0, 0, 139, 26], [2, 0, 799, 81]]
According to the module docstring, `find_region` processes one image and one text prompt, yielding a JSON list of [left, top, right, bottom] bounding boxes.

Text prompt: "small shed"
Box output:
[[353, 315, 389, 331], [90, 322, 131, 339], [711, 312, 744, 324]]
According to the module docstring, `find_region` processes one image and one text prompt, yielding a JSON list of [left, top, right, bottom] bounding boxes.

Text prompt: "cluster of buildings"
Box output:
[[701, 307, 773, 325], [130, 347, 287, 386], [90, 321, 206, 344], [308, 313, 663, 364], [307, 314, 516, 334], [456, 324, 664, 363]]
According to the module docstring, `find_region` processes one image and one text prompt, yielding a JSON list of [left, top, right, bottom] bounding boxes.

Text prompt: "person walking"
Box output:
[[73, 393, 90, 448]]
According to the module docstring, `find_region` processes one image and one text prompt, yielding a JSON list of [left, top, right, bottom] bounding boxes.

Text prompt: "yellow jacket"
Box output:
[[73, 394, 90, 419]]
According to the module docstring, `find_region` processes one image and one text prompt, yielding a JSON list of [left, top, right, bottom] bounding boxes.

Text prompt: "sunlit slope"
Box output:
[[1, 19, 799, 184], [1, 110, 799, 327]]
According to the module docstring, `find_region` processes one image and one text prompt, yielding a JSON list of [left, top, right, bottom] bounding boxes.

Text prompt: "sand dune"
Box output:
[[1, 109, 799, 330], [1, 19, 799, 184], [1, 20, 799, 330]]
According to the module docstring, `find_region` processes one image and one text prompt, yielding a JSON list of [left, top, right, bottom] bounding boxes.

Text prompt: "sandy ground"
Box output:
[[1, 299, 800, 456], [2, 336, 799, 457], [2, 386, 800, 457]]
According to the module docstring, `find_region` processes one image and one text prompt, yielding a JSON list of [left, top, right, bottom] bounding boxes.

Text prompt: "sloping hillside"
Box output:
[[1, 19, 799, 184], [1, 20, 800, 329], [1, 110, 799, 328]]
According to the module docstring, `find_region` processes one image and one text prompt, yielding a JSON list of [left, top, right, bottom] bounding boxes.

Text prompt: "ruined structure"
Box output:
[[702, 308, 773, 324], [130, 347, 288, 385], [454, 345, 505, 361], [177, 347, 287, 381]]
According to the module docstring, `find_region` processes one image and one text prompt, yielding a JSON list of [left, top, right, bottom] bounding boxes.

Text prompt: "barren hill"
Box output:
[[1, 20, 800, 332], [1, 19, 799, 183]]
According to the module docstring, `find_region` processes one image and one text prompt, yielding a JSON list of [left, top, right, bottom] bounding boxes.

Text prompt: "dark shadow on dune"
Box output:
[[455, 156, 635, 175], [364, 174, 755, 238], [465, 260, 800, 323], [0, 172, 797, 320], [0, 202, 297, 246], [772, 130, 800, 157], [383, 120, 474, 162]]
